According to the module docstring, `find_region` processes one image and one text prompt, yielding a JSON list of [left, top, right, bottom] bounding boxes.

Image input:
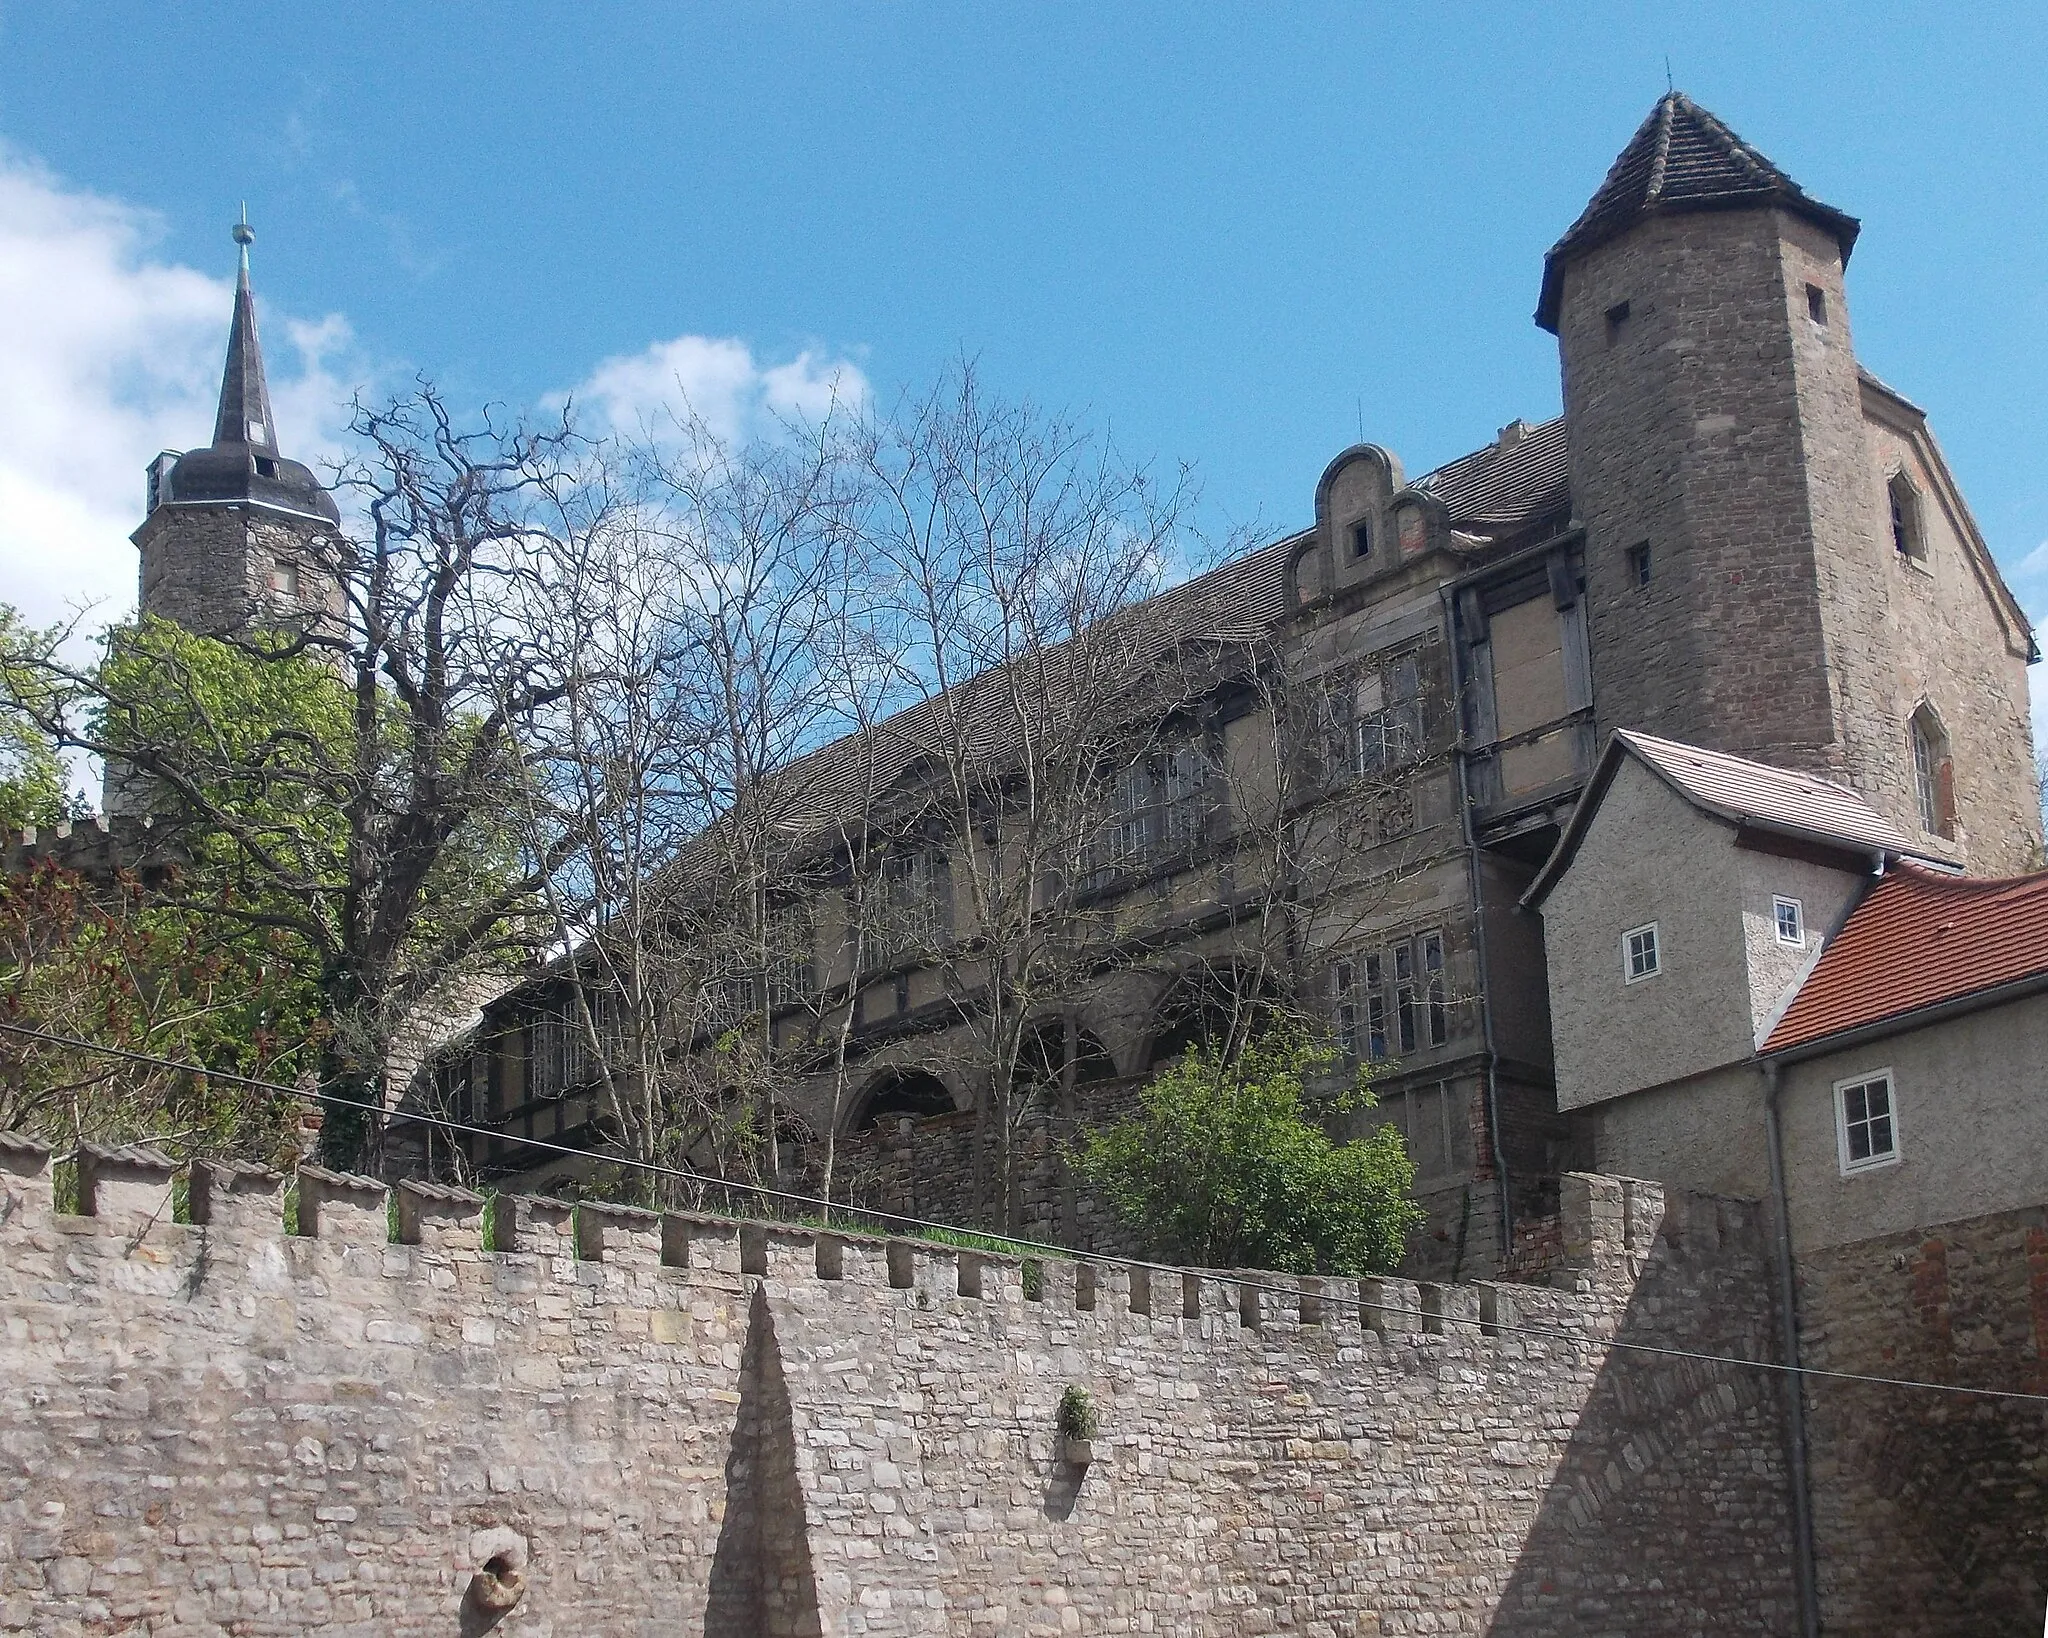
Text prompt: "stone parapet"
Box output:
[[0, 1147, 1794, 1634]]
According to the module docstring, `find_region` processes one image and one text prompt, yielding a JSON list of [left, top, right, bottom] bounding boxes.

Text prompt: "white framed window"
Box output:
[[1835, 1071, 1899, 1174], [1773, 896, 1805, 947], [1622, 922, 1660, 984]]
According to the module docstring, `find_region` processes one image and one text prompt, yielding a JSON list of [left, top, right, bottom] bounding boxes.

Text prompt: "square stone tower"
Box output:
[[130, 220, 342, 643], [1543, 94, 2040, 871], [110, 220, 344, 816]]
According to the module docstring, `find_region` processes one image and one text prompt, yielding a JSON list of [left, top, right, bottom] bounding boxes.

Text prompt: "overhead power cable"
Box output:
[[4, 1017, 2046, 1407]]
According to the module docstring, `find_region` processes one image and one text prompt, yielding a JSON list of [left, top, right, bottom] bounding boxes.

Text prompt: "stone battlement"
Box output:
[[0, 1134, 1797, 1635], [4, 1134, 1749, 1343]]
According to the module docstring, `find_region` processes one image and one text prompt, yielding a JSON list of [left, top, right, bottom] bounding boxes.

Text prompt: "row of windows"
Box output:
[[1621, 895, 1807, 986], [1333, 931, 1449, 1061]]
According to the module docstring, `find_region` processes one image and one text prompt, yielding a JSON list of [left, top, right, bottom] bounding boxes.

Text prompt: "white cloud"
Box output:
[[0, 145, 358, 636], [563, 334, 867, 448], [2015, 538, 2048, 582]]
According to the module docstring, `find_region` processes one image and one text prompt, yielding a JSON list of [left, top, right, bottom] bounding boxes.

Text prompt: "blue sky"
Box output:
[[2, 3, 2045, 703]]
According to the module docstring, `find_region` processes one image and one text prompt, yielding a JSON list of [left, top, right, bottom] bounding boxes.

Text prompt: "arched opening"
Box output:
[[848, 1068, 957, 1134], [1145, 967, 1284, 1070], [1889, 472, 1926, 561], [1910, 704, 1955, 839], [1014, 1022, 1119, 1101]]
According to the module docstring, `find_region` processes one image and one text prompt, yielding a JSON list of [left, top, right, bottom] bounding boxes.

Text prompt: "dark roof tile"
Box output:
[[1537, 93, 1859, 332]]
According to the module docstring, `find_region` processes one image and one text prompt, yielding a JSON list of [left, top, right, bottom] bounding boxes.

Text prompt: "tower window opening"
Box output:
[[1626, 542, 1651, 588], [246, 420, 266, 444], [254, 456, 277, 479], [1806, 284, 1828, 326], [1350, 519, 1372, 560], [1889, 472, 1926, 561], [271, 558, 301, 600], [1909, 706, 1954, 839], [1604, 300, 1631, 344]]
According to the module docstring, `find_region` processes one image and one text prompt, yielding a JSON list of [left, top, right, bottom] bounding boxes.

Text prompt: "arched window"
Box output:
[[1910, 705, 1954, 838], [1889, 472, 1926, 561], [849, 1069, 956, 1133]]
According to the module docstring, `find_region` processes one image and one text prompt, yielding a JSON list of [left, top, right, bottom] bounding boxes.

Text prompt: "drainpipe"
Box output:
[[1441, 585, 1513, 1267], [1762, 1057, 1822, 1638]]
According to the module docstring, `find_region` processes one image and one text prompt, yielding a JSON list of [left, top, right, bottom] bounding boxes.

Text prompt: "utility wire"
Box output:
[[6, 1017, 2047, 1407]]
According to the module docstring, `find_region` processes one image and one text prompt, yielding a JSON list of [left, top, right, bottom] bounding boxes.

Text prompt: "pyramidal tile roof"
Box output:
[[1762, 865, 2048, 1054], [1537, 93, 1860, 331]]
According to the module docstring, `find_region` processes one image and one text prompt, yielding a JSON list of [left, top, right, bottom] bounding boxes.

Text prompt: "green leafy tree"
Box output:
[[0, 606, 80, 832], [0, 859, 318, 1161], [2, 389, 615, 1168], [1075, 1024, 1422, 1274]]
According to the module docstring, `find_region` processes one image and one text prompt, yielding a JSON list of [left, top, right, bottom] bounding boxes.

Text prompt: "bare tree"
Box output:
[[4, 386, 621, 1168]]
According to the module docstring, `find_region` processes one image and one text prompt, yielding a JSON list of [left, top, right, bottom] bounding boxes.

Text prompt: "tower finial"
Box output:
[[232, 205, 254, 282]]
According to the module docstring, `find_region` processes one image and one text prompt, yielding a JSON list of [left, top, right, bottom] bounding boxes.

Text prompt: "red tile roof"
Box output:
[[1762, 864, 2048, 1054]]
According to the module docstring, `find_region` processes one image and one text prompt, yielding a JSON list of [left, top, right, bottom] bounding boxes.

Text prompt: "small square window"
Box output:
[[1836, 1072, 1899, 1173], [1350, 519, 1372, 560], [1773, 896, 1804, 947], [270, 559, 301, 599], [1627, 542, 1651, 588], [1806, 284, 1827, 326], [1623, 922, 1660, 983], [1605, 300, 1631, 344]]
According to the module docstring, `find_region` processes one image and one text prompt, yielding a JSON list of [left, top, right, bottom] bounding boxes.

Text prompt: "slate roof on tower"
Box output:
[[1536, 92, 1861, 332], [155, 221, 340, 525]]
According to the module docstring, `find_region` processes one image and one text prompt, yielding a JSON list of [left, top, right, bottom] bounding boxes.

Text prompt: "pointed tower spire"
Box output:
[[1536, 92, 1859, 332], [211, 207, 280, 452]]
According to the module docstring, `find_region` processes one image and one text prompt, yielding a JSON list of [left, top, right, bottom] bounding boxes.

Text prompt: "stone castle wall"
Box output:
[[0, 1138, 1801, 1635], [1795, 1206, 2048, 1636]]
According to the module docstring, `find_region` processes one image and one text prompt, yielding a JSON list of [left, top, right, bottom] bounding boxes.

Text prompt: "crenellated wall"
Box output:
[[0, 1136, 1800, 1635]]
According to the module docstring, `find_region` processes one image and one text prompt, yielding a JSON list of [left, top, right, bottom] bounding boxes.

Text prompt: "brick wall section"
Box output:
[[0, 1148, 1799, 1634], [1796, 1207, 2048, 1635]]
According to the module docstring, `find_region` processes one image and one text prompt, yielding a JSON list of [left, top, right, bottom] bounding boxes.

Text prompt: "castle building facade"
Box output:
[[305, 99, 2047, 1279]]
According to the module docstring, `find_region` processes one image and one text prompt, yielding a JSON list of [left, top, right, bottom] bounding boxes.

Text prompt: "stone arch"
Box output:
[[1143, 963, 1287, 1070], [845, 1066, 960, 1134], [1014, 1018, 1120, 1098]]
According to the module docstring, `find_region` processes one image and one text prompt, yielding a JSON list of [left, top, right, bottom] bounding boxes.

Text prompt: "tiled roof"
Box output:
[[1762, 865, 2048, 1054], [1619, 732, 1935, 860], [1537, 93, 1860, 331], [722, 417, 1584, 844], [1524, 730, 1949, 909], [1414, 417, 1571, 530]]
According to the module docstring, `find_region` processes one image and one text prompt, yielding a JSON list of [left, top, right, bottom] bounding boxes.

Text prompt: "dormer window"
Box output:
[[1349, 519, 1372, 560], [1889, 472, 1925, 561]]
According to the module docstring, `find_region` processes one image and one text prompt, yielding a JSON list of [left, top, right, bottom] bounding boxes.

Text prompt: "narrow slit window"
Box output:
[[1604, 300, 1631, 344], [1350, 519, 1372, 560], [1806, 284, 1828, 326], [1910, 706, 1955, 838], [1420, 931, 1448, 1047], [1627, 542, 1651, 588], [1889, 473, 1926, 561], [1394, 943, 1417, 1054]]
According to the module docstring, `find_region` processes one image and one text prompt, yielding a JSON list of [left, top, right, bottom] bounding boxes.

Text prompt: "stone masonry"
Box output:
[[0, 1137, 1801, 1635]]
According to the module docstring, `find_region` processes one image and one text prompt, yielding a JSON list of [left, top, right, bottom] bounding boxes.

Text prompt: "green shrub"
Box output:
[[1056, 1384, 1098, 1442], [1075, 1024, 1422, 1275]]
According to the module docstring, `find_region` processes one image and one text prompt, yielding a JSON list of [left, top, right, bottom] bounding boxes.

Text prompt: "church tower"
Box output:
[[131, 216, 341, 639], [1545, 94, 2039, 869]]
